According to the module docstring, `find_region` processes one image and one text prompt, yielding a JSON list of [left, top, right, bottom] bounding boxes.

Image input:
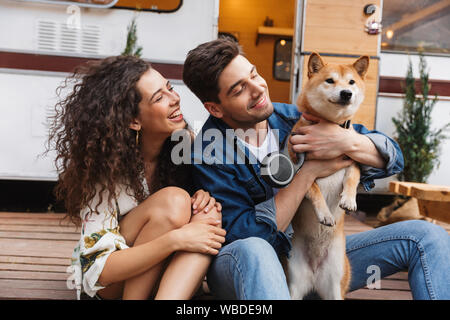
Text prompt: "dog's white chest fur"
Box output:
[[287, 168, 347, 300], [316, 169, 346, 211]]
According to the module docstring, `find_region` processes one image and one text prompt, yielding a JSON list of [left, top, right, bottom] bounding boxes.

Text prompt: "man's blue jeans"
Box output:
[[207, 220, 450, 300]]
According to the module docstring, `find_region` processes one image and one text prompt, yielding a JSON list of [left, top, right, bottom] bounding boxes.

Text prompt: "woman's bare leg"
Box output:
[[121, 187, 192, 300], [97, 186, 192, 300], [155, 208, 222, 300]]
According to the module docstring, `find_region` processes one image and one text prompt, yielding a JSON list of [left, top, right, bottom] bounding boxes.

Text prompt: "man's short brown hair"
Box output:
[[183, 38, 243, 103]]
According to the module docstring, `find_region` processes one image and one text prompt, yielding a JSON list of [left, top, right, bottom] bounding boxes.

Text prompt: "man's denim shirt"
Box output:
[[191, 102, 404, 257]]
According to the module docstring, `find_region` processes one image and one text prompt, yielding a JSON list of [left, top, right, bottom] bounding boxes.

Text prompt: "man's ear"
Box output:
[[129, 118, 141, 131], [204, 102, 224, 119]]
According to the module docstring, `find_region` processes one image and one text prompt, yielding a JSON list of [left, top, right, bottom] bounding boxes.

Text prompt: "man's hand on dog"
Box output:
[[289, 113, 354, 160]]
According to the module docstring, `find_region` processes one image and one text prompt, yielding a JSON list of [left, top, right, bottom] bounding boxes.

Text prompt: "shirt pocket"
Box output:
[[241, 175, 266, 203]]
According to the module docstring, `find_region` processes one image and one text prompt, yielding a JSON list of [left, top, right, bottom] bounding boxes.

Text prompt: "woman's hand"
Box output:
[[172, 217, 226, 255], [191, 189, 222, 214]]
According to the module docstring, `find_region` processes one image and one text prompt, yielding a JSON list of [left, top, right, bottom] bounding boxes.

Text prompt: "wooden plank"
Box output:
[[0, 212, 80, 299], [0, 287, 76, 300], [389, 181, 450, 201], [344, 215, 374, 233], [411, 185, 450, 202], [0, 270, 69, 281], [0, 263, 68, 273], [389, 181, 421, 195], [345, 278, 411, 300], [389, 181, 450, 223], [0, 279, 69, 290], [0, 231, 79, 241], [257, 26, 294, 36], [0, 224, 79, 233], [303, 0, 381, 57], [378, 279, 411, 291], [385, 272, 409, 281], [0, 255, 70, 266], [0, 212, 72, 219], [346, 288, 413, 300], [417, 199, 450, 224], [0, 218, 75, 226], [0, 211, 416, 301], [0, 238, 76, 259]]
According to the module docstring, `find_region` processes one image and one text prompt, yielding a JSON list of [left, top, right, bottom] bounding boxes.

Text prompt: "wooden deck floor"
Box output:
[[0, 211, 449, 300]]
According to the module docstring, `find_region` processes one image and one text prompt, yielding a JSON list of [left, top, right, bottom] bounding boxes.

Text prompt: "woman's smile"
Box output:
[[168, 108, 184, 122]]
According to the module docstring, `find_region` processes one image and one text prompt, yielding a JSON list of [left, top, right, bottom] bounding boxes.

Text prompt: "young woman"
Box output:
[[49, 55, 225, 300]]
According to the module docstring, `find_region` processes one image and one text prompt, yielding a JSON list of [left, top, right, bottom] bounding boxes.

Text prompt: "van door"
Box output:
[[290, 0, 382, 129]]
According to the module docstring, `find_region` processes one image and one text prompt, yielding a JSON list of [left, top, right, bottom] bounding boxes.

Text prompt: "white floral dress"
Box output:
[[69, 184, 147, 299]]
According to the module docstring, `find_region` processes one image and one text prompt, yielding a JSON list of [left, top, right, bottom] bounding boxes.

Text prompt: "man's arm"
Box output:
[[289, 114, 385, 168], [289, 114, 404, 188], [192, 163, 290, 253], [274, 156, 354, 232], [341, 127, 386, 168]]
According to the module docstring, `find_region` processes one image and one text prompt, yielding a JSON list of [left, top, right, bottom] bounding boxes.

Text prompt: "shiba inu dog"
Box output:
[[286, 52, 369, 299]]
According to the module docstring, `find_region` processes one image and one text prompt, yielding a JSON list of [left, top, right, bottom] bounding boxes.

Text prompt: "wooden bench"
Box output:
[[389, 181, 450, 224], [1, 210, 448, 300], [0, 212, 77, 299]]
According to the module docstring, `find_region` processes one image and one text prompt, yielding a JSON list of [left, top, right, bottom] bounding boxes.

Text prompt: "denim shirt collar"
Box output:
[[203, 102, 300, 156], [199, 103, 301, 200]]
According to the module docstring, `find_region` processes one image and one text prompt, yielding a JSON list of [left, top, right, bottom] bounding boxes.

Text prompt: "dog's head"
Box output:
[[299, 53, 369, 124]]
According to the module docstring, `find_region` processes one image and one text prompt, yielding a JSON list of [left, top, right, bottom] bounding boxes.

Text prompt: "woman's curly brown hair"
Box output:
[[48, 55, 190, 226]]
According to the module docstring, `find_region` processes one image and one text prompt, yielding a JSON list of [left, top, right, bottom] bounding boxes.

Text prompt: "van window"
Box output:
[[273, 38, 292, 81], [382, 0, 449, 55], [114, 0, 182, 12]]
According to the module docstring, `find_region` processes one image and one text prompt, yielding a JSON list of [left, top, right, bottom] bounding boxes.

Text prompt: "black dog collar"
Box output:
[[340, 120, 351, 129]]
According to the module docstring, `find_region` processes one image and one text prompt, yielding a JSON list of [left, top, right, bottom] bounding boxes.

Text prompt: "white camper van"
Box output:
[[0, 0, 216, 182], [0, 0, 449, 193]]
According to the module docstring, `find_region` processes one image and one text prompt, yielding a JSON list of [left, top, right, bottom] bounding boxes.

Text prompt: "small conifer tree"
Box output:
[[392, 53, 449, 183], [122, 17, 143, 57]]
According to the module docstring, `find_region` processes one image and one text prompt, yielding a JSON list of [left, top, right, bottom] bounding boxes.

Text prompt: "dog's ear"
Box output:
[[353, 56, 369, 78], [307, 52, 325, 78]]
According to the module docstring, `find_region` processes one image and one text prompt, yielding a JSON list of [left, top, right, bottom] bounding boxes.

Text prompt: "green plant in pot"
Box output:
[[377, 53, 449, 226]]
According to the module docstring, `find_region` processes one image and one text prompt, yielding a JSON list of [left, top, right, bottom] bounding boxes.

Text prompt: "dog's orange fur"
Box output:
[[286, 52, 369, 299]]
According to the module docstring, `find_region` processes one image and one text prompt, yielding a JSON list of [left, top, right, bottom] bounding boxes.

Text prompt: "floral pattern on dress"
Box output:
[[68, 184, 141, 299]]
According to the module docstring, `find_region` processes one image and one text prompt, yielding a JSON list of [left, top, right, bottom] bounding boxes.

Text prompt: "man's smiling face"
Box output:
[[213, 55, 274, 130]]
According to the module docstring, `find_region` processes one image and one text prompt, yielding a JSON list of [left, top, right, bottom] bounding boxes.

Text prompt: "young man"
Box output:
[[183, 38, 450, 300]]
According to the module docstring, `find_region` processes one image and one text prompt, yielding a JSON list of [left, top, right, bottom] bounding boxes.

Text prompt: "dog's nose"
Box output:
[[340, 90, 352, 101]]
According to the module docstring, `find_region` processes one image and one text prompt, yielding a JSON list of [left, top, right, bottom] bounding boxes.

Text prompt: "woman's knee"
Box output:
[[151, 186, 191, 229]]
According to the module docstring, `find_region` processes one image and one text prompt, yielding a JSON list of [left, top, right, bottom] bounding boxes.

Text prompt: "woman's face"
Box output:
[[133, 68, 186, 139]]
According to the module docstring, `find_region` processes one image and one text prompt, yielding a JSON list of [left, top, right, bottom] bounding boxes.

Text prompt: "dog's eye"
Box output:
[[349, 80, 355, 85], [325, 78, 334, 84]]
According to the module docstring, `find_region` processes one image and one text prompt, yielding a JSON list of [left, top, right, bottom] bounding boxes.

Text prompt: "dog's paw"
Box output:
[[318, 214, 336, 227], [339, 193, 357, 212]]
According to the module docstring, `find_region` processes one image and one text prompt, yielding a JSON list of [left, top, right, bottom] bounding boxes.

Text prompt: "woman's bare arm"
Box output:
[[98, 218, 224, 286]]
